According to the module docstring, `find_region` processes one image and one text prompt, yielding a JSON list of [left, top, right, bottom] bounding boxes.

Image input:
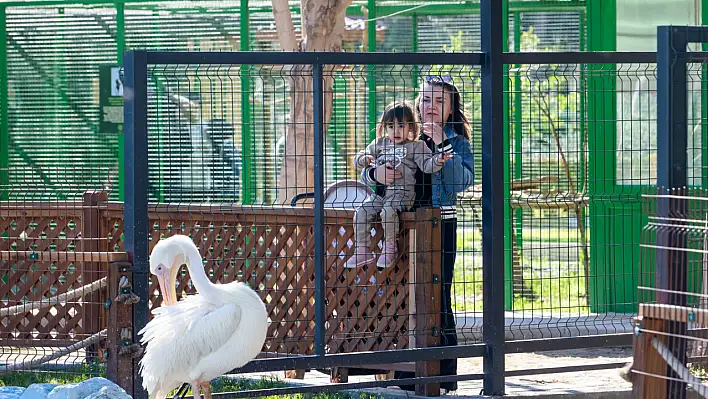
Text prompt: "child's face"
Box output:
[[385, 119, 412, 144]]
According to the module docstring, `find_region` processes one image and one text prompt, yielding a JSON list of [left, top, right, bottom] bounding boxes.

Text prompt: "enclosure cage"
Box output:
[[1, 0, 706, 320]]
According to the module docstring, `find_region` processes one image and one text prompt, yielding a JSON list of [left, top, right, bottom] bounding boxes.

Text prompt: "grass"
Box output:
[[0, 367, 382, 399], [452, 227, 590, 315], [0, 364, 104, 387], [451, 261, 589, 314], [456, 227, 588, 250], [449, 225, 590, 314]]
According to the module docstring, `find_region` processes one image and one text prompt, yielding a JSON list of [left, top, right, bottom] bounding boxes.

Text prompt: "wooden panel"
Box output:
[[2, 195, 433, 359], [110, 208, 417, 355]]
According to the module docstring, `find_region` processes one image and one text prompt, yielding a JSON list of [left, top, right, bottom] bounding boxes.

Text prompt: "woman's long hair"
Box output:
[[415, 78, 471, 140]]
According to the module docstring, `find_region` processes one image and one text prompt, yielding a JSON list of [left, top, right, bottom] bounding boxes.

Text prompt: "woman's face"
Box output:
[[419, 83, 452, 126]]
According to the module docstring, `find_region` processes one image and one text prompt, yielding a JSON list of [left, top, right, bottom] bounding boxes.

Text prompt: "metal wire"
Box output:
[[0, 1, 674, 396]]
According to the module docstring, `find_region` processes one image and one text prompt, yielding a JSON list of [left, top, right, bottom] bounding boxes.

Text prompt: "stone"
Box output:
[[0, 386, 26, 399], [46, 377, 131, 399], [84, 385, 131, 399], [18, 383, 56, 399]]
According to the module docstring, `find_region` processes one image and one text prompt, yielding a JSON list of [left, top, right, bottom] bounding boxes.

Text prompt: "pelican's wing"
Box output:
[[139, 294, 242, 392]]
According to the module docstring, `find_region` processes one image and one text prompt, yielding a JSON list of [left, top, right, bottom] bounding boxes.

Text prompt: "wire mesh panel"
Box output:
[[124, 3, 242, 52], [5, 6, 120, 200], [634, 188, 708, 398], [491, 55, 676, 344], [0, 171, 113, 376], [1, 0, 588, 204], [138, 60, 475, 360]]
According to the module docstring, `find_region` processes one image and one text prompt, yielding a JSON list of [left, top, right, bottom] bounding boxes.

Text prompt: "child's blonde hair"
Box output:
[[375, 101, 420, 141]]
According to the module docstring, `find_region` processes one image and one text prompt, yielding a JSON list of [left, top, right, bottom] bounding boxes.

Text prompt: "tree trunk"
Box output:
[[271, 0, 352, 381], [272, 0, 352, 205]]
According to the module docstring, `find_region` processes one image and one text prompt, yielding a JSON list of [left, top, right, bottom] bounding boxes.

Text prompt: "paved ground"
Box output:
[[246, 347, 633, 398], [1, 345, 633, 397]]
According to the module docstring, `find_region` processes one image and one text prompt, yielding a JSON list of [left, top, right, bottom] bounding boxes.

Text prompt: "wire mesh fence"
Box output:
[[2, 0, 584, 203], [633, 188, 708, 398], [6, 2, 706, 398], [143, 59, 643, 346], [0, 168, 113, 378]]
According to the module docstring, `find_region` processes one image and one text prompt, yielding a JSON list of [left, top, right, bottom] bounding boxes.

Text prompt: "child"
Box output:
[[345, 101, 452, 269]]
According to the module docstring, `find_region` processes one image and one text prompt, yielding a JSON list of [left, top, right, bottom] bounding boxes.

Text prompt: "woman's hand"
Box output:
[[372, 162, 402, 185], [356, 155, 375, 169], [422, 122, 445, 145]]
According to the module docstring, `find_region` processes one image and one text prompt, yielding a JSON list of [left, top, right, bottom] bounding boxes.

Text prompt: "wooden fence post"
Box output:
[[106, 259, 138, 396], [413, 207, 442, 396], [82, 190, 108, 362], [632, 315, 669, 398]]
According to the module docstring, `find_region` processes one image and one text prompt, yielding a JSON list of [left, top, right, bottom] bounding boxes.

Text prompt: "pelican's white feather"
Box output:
[[139, 292, 242, 395], [137, 234, 269, 398]]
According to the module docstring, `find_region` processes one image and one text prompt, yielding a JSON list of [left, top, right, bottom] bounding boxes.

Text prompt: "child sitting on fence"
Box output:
[[345, 101, 453, 269]]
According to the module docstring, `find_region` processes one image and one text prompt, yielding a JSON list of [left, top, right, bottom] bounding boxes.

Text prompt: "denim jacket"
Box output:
[[361, 125, 475, 207]]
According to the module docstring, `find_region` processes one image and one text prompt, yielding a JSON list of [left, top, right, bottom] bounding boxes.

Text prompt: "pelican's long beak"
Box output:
[[157, 259, 180, 307], [157, 266, 175, 307]]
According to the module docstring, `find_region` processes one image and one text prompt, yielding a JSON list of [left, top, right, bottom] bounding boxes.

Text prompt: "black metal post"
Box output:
[[312, 62, 325, 357], [656, 25, 688, 399], [657, 26, 688, 190], [481, 0, 505, 395], [123, 50, 150, 399]]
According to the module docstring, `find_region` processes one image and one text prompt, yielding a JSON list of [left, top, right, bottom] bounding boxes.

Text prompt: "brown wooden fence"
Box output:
[[1, 191, 442, 395]]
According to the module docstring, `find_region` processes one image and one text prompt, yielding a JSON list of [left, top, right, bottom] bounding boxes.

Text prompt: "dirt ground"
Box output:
[[454, 347, 632, 396], [249, 347, 634, 397], [1, 346, 634, 397]]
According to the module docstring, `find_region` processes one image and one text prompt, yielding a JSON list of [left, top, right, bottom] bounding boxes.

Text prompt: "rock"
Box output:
[[19, 384, 56, 399], [84, 385, 131, 399], [46, 377, 131, 399], [0, 386, 25, 399]]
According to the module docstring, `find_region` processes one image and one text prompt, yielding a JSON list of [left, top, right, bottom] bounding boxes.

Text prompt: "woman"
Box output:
[[361, 75, 475, 393]]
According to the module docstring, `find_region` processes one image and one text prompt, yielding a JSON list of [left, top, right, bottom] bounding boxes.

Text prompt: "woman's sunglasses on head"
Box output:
[[424, 75, 455, 85]]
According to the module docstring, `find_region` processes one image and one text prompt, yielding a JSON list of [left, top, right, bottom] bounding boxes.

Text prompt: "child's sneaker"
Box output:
[[376, 242, 398, 268], [344, 246, 375, 268]]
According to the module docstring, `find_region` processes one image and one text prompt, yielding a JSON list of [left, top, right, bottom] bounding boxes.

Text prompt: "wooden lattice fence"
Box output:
[[2, 191, 442, 394]]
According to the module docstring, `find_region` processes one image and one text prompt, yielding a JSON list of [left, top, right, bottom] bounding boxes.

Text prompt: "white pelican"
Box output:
[[138, 234, 268, 399]]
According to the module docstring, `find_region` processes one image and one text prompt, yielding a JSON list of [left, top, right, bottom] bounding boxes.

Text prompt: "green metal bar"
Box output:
[[0, 0, 586, 17], [0, 0, 586, 13], [703, 0, 708, 189], [586, 0, 616, 313], [502, 0, 512, 309], [579, 11, 586, 190], [512, 11, 523, 298], [345, 1, 586, 17], [0, 6, 7, 201], [411, 13, 418, 90], [331, 76, 345, 182], [240, 0, 253, 205], [116, 1, 124, 201], [366, 0, 376, 142], [578, 10, 588, 295]]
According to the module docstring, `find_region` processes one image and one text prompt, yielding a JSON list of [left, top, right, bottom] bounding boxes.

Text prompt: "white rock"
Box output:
[[46, 377, 130, 399], [18, 383, 56, 399], [84, 385, 131, 399], [0, 386, 25, 399]]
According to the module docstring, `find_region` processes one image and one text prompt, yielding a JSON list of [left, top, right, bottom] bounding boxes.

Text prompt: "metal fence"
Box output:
[[116, 8, 674, 399], [630, 26, 708, 399], [0, 0, 586, 204], [3, 7, 705, 399]]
